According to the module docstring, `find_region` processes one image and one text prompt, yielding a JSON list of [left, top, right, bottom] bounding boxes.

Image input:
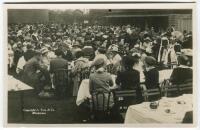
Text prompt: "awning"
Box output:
[[103, 14, 169, 18]]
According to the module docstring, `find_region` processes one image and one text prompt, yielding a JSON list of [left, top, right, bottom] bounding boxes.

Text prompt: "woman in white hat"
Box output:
[[40, 47, 50, 70]]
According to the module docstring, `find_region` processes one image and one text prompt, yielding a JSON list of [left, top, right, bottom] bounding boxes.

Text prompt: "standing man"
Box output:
[[49, 49, 68, 99]]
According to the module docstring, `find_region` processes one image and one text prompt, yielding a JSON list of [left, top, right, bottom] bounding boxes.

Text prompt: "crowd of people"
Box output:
[[7, 23, 193, 104]]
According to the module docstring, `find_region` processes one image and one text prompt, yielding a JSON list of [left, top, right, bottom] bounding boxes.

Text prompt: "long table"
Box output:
[[76, 75, 116, 106], [8, 75, 34, 121], [124, 94, 193, 124], [8, 75, 33, 91], [76, 69, 173, 106]]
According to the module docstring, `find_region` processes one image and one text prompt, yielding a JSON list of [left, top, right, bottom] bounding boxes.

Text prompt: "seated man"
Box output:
[[170, 55, 192, 85], [22, 51, 51, 94], [143, 56, 159, 89], [49, 49, 68, 99], [89, 58, 114, 111], [115, 55, 142, 103]]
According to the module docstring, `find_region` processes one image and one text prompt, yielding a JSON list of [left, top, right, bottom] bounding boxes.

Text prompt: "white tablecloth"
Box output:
[[125, 94, 193, 124], [8, 75, 33, 91], [76, 75, 116, 106], [159, 69, 173, 83]]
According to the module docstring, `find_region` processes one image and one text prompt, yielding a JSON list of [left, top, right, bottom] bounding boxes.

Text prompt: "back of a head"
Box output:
[[98, 46, 106, 54], [122, 55, 138, 70], [55, 49, 63, 57], [178, 55, 190, 66], [75, 50, 84, 59]]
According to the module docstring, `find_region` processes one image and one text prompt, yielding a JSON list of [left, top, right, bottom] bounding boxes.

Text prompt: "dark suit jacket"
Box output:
[[116, 69, 140, 90], [182, 111, 193, 123], [116, 68, 143, 103], [170, 67, 193, 85], [24, 49, 35, 61], [49, 57, 68, 73], [144, 67, 159, 89]]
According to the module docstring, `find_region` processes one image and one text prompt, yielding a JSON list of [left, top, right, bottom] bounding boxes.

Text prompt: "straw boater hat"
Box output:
[[72, 41, 81, 47], [40, 48, 49, 55], [144, 37, 152, 42], [108, 44, 119, 52], [181, 49, 192, 57]]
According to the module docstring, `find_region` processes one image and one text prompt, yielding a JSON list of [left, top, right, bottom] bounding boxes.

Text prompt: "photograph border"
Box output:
[[3, 2, 197, 127]]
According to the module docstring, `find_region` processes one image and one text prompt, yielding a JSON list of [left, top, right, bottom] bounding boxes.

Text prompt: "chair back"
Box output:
[[163, 84, 180, 97], [113, 89, 137, 112], [142, 88, 161, 102], [53, 69, 68, 87], [178, 82, 192, 94], [162, 79, 192, 97], [90, 89, 112, 121]]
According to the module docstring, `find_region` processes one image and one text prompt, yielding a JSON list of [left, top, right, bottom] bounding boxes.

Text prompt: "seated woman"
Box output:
[[143, 56, 159, 89], [115, 55, 142, 103], [89, 58, 114, 110], [170, 55, 192, 85]]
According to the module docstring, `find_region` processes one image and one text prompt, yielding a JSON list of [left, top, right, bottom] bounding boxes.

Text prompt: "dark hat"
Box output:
[[55, 49, 63, 56], [144, 56, 156, 66], [98, 46, 106, 54], [72, 41, 81, 47], [27, 44, 33, 49], [177, 55, 190, 66]]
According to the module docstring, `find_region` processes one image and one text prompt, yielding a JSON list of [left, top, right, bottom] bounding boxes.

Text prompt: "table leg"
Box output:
[[20, 91, 24, 121]]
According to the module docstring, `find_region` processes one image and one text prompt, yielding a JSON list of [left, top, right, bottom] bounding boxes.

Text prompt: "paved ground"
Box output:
[[8, 90, 123, 124]]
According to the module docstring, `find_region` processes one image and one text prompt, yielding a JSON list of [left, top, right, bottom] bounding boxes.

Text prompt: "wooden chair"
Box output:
[[113, 89, 137, 113], [162, 84, 180, 97], [178, 82, 192, 94], [167, 63, 178, 69], [53, 69, 68, 98], [162, 79, 192, 97], [90, 89, 112, 121], [142, 88, 162, 102]]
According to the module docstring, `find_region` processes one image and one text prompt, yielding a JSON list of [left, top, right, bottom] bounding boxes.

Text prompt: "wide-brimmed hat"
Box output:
[[72, 42, 81, 47], [108, 44, 118, 52], [144, 37, 152, 42], [181, 49, 192, 57], [144, 56, 156, 66], [91, 58, 106, 68], [40, 48, 49, 55]]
